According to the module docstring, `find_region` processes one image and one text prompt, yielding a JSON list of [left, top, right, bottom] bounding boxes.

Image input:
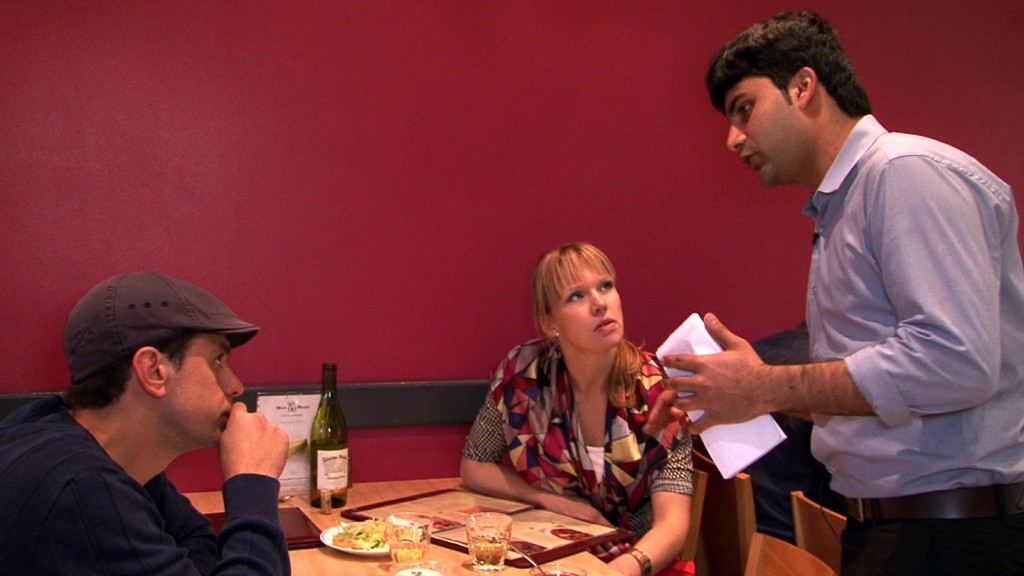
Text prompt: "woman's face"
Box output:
[[544, 268, 624, 357]]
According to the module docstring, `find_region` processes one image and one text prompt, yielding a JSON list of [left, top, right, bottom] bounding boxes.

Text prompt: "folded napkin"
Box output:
[[656, 313, 786, 478]]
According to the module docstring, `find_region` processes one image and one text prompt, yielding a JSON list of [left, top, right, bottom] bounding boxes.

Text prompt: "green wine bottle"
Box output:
[[309, 362, 349, 508]]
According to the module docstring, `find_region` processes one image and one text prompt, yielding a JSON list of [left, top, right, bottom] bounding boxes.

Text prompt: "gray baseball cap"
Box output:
[[63, 272, 259, 383]]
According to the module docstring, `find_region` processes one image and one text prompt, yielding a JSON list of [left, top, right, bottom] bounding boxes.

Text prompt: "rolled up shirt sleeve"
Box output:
[[817, 150, 1007, 427]]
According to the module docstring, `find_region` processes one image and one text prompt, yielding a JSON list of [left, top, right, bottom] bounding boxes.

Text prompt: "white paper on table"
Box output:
[[656, 313, 786, 479], [256, 393, 320, 496]]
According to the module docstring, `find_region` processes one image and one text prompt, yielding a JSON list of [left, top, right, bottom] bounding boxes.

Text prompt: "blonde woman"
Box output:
[[461, 243, 694, 576]]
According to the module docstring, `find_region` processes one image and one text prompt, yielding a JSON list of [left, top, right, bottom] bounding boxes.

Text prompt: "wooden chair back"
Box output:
[[744, 532, 837, 576], [679, 467, 708, 561], [790, 490, 846, 574], [691, 448, 757, 576]]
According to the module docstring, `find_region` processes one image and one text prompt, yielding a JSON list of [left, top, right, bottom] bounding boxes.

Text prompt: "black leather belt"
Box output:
[[844, 481, 1024, 523]]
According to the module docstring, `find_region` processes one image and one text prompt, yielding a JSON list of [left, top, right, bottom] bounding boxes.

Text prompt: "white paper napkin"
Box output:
[[656, 313, 786, 478]]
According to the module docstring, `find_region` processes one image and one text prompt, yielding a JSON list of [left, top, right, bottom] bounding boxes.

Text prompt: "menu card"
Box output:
[[256, 393, 320, 496], [342, 489, 631, 568]]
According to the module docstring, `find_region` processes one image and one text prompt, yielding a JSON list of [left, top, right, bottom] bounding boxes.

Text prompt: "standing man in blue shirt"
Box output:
[[656, 11, 1024, 575]]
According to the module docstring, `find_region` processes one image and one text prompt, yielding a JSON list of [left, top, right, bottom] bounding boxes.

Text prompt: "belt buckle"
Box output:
[[848, 497, 866, 523]]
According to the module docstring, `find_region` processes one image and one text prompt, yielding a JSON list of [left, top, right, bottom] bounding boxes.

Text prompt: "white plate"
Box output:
[[320, 524, 390, 557]]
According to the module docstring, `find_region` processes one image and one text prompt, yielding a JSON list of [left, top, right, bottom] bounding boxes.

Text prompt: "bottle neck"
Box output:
[[320, 380, 338, 397], [321, 362, 338, 397]]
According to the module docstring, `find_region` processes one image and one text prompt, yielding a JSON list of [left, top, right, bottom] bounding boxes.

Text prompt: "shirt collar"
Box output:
[[817, 114, 887, 194]]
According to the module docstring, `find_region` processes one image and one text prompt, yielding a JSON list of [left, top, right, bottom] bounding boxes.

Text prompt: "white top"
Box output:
[[586, 445, 605, 483]]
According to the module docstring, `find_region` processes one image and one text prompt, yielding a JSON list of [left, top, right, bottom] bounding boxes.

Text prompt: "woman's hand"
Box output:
[[535, 492, 613, 526], [462, 459, 612, 525], [643, 389, 687, 436]]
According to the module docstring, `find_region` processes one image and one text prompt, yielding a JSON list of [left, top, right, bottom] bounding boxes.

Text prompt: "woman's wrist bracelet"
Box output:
[[628, 546, 652, 576]]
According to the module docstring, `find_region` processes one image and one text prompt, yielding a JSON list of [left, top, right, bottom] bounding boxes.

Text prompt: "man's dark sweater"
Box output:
[[0, 396, 289, 575]]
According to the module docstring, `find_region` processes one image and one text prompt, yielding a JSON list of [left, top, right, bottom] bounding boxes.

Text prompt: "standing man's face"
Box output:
[[722, 75, 815, 188]]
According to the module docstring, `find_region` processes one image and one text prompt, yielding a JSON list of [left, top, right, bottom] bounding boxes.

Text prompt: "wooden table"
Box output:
[[186, 477, 618, 575]]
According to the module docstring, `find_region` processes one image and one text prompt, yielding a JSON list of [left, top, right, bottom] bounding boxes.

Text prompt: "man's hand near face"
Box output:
[[218, 403, 288, 480]]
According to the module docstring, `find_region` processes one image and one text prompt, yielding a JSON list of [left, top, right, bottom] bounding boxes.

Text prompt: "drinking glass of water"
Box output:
[[465, 512, 513, 572], [385, 513, 434, 565]]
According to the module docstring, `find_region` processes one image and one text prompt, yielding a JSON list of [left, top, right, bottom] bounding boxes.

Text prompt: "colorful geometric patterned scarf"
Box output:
[[494, 339, 681, 530]]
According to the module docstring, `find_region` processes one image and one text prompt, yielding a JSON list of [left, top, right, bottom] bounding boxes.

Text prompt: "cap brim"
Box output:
[[219, 325, 259, 349]]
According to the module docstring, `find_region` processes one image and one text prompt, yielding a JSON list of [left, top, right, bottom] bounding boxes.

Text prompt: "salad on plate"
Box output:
[[322, 519, 389, 556]]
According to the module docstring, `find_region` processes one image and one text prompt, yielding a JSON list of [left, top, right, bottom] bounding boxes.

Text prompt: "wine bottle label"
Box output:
[[315, 448, 349, 490]]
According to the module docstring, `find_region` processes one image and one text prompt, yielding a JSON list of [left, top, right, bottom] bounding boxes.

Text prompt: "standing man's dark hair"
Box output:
[[706, 11, 871, 117]]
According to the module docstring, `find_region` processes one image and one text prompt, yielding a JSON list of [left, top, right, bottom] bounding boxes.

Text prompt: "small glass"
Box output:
[[385, 512, 434, 565], [465, 512, 513, 572]]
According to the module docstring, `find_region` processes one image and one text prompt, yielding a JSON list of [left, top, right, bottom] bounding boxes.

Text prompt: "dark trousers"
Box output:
[[841, 513, 1024, 576]]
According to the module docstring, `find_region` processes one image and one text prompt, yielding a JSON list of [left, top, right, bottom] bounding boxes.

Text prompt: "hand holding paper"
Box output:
[[655, 313, 786, 478]]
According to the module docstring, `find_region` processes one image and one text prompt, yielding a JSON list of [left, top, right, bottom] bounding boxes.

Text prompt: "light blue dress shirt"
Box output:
[[803, 115, 1024, 498]]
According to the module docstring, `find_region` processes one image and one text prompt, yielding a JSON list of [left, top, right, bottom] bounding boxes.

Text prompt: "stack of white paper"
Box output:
[[656, 313, 786, 478]]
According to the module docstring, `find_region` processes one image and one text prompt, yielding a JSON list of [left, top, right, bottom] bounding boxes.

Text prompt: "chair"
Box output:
[[744, 532, 837, 576], [790, 490, 847, 574], [679, 467, 708, 561], [691, 448, 757, 576]]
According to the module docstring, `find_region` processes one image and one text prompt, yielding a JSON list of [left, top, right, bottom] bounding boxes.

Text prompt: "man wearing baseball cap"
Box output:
[[0, 272, 290, 575]]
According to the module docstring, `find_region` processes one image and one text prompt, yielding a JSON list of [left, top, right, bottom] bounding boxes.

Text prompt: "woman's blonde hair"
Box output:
[[531, 242, 643, 407]]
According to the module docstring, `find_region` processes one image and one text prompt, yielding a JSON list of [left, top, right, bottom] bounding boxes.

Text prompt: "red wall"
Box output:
[[3, 2, 1023, 490]]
